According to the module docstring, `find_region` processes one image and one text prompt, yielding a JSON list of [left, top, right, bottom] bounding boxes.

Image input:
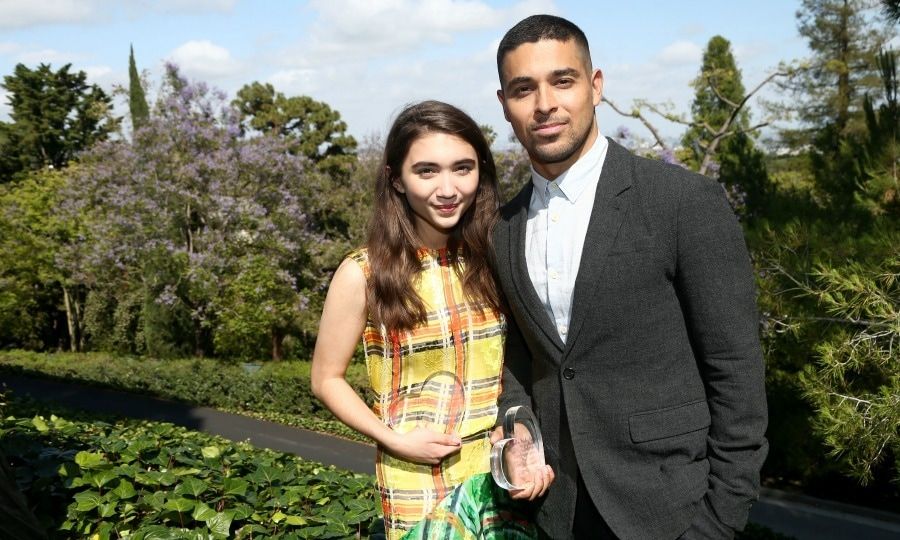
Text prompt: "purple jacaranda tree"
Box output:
[[61, 65, 327, 360]]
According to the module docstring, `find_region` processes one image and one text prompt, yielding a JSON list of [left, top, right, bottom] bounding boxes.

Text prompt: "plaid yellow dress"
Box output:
[[347, 247, 505, 540]]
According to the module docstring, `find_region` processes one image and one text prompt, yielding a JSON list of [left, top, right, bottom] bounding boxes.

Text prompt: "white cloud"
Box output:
[[15, 48, 84, 65], [267, 69, 319, 96], [657, 41, 702, 66], [0, 0, 100, 29], [292, 0, 557, 66], [0, 0, 237, 29], [0, 42, 20, 56], [168, 40, 241, 79]]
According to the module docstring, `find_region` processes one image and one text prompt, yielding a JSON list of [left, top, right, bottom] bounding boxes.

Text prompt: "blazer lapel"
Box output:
[[507, 183, 566, 353], [564, 139, 633, 354]]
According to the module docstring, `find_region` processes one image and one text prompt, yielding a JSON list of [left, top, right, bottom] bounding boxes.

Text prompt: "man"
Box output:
[[490, 14, 768, 540]]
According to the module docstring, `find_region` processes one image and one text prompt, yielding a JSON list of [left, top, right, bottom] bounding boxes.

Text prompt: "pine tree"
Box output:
[[0, 63, 117, 182], [791, 0, 894, 215], [128, 45, 150, 132], [682, 36, 769, 217]]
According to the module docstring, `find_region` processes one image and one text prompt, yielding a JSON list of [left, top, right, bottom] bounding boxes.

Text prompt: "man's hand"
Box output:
[[386, 426, 462, 465], [490, 426, 555, 500]]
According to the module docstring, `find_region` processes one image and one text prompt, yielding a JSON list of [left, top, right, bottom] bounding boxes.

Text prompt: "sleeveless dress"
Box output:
[[347, 247, 506, 539]]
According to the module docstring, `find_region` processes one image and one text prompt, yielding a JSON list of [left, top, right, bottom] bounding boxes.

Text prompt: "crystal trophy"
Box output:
[[490, 406, 545, 490]]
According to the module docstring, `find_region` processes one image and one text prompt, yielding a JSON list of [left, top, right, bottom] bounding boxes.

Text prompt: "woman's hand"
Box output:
[[386, 426, 463, 465]]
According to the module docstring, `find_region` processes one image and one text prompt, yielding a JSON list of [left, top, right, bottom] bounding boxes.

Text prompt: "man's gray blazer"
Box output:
[[493, 138, 768, 540]]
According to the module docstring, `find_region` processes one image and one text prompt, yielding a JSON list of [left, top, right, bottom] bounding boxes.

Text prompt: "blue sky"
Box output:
[[0, 0, 811, 146]]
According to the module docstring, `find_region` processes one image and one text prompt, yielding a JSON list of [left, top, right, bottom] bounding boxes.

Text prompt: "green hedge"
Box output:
[[0, 351, 371, 442], [1, 392, 380, 539], [0, 350, 369, 416]]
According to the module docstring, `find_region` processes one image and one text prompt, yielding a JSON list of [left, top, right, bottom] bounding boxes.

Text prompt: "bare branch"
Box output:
[[602, 97, 670, 150]]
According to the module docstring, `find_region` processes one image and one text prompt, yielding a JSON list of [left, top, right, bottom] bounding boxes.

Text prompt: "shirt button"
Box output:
[[551, 213, 559, 222], [563, 367, 575, 380], [549, 270, 558, 280], [558, 324, 567, 335]]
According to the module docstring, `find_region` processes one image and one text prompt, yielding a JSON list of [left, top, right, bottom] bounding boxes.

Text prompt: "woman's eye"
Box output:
[[417, 167, 437, 177], [455, 165, 473, 175]]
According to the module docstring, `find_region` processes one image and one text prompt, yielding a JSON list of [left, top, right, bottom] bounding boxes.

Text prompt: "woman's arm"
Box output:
[[310, 258, 462, 465]]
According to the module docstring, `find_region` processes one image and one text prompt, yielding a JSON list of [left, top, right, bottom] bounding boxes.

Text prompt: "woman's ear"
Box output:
[[386, 165, 405, 193]]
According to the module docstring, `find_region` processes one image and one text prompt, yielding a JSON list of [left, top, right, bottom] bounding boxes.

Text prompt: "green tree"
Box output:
[[790, 0, 893, 214], [682, 35, 770, 217], [852, 49, 899, 217], [232, 82, 357, 174], [0, 63, 117, 182], [0, 168, 82, 350], [128, 45, 150, 132]]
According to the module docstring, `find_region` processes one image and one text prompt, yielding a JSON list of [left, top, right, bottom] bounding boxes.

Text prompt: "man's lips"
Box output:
[[532, 122, 566, 136]]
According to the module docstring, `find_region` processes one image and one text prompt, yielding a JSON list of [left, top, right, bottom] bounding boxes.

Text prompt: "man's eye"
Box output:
[[514, 86, 532, 96], [556, 79, 573, 87]]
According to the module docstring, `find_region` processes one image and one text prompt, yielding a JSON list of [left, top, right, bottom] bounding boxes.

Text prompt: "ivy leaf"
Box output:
[[207, 511, 233, 538], [31, 416, 49, 432], [271, 510, 286, 523], [75, 451, 106, 469], [89, 469, 118, 489], [163, 497, 195, 513], [174, 478, 209, 498], [73, 490, 103, 511], [113, 480, 137, 500], [222, 477, 248, 496], [284, 515, 307, 526], [192, 501, 217, 521], [201, 446, 221, 459]]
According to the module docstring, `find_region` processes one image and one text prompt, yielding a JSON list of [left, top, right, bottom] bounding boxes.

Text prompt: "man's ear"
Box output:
[[497, 89, 511, 122], [591, 68, 604, 107]]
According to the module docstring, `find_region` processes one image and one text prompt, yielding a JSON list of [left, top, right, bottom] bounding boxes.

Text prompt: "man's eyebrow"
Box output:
[[504, 68, 581, 90], [552, 67, 580, 78]]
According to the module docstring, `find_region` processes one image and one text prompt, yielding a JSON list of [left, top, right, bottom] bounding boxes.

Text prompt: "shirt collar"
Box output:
[[531, 135, 608, 203]]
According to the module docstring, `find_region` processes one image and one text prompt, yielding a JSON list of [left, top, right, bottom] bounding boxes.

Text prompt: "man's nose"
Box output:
[[535, 86, 557, 115]]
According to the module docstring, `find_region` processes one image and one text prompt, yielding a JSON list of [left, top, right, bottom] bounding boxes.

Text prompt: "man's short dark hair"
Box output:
[[496, 14, 592, 83]]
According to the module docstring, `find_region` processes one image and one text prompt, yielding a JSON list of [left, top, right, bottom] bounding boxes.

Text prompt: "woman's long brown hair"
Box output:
[[366, 100, 501, 332]]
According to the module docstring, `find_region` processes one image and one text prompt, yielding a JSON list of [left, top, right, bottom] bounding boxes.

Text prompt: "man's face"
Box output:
[[497, 38, 603, 180]]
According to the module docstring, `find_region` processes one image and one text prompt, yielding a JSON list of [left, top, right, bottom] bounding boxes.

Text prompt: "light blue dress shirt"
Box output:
[[525, 135, 609, 343]]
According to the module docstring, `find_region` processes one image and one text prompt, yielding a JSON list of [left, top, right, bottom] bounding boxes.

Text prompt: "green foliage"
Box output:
[[789, 0, 895, 216], [232, 82, 357, 176], [0, 168, 80, 349], [128, 45, 150, 132], [0, 352, 370, 434], [852, 49, 899, 218], [213, 255, 300, 361], [798, 255, 899, 485], [0, 63, 118, 182], [0, 392, 380, 538], [752, 218, 900, 491]]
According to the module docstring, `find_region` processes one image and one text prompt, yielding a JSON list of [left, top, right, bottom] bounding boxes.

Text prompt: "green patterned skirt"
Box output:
[[402, 473, 537, 539]]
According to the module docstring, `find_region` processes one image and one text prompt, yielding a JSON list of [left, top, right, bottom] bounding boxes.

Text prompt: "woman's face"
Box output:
[[393, 132, 480, 249]]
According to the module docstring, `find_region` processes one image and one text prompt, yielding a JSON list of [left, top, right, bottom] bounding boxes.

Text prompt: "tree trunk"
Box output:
[[271, 330, 283, 361], [62, 285, 77, 353]]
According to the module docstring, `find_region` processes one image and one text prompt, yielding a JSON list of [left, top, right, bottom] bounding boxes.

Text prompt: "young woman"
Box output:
[[311, 101, 540, 539]]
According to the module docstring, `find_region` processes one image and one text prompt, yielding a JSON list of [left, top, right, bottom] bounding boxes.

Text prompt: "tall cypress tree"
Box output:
[[128, 45, 149, 132], [682, 36, 769, 217]]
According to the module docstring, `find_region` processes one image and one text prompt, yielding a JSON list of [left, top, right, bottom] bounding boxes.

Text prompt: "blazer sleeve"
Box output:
[[496, 307, 534, 426], [673, 177, 769, 533]]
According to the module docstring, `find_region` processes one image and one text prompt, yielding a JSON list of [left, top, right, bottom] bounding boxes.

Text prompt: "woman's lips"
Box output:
[[434, 204, 459, 215]]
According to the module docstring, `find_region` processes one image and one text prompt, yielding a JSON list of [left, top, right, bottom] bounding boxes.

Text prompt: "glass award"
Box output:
[[490, 406, 545, 490]]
